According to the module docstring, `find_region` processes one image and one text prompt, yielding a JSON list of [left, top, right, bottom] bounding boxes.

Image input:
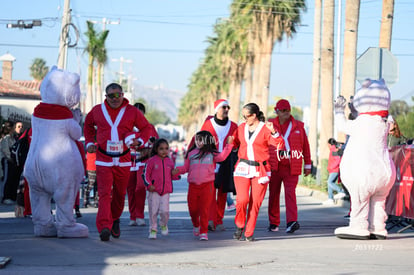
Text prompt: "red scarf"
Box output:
[[359, 110, 389, 118], [33, 103, 73, 120]]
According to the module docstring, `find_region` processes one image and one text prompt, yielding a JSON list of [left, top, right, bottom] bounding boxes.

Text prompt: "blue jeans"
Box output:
[[226, 193, 234, 206], [327, 172, 344, 199]]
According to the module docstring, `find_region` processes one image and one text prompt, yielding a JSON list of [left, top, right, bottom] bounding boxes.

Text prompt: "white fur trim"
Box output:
[[124, 134, 136, 146], [214, 100, 229, 113]]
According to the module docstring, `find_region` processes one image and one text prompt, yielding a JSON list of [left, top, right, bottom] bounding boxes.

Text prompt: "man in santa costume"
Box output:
[[200, 99, 238, 231], [84, 83, 152, 241], [267, 99, 312, 234]]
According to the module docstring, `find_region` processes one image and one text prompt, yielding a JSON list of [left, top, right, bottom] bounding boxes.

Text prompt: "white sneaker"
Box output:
[[148, 230, 157, 239], [322, 199, 335, 205], [334, 192, 346, 200], [128, 220, 138, 226], [199, 233, 208, 241], [137, 218, 146, 226], [161, 225, 169, 236]]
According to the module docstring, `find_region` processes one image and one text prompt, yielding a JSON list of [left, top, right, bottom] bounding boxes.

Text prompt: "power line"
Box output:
[[1, 42, 414, 57]]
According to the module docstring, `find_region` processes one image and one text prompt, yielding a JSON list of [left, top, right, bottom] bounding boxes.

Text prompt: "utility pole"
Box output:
[[57, 0, 71, 69], [111, 57, 133, 84], [379, 0, 394, 50]]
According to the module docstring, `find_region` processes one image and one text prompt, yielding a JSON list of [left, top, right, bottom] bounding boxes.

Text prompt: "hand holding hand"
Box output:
[[304, 169, 311, 177], [226, 135, 234, 144], [130, 138, 142, 148], [172, 168, 180, 176], [266, 121, 278, 136], [87, 144, 97, 153], [148, 185, 155, 192]]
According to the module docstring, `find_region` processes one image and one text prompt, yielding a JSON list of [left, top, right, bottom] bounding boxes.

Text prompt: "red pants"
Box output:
[[234, 176, 268, 238], [96, 166, 131, 233], [187, 181, 214, 234], [23, 178, 32, 216], [209, 185, 227, 226], [268, 165, 299, 226], [127, 166, 146, 220]]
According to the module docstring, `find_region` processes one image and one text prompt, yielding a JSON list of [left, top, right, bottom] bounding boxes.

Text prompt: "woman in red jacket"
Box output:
[[232, 103, 284, 241]]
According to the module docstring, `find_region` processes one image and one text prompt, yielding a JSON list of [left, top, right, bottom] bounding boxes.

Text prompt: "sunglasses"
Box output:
[[106, 92, 123, 99], [222, 106, 230, 110], [277, 109, 290, 113]]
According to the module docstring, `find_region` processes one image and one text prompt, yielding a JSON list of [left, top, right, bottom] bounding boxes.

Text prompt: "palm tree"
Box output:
[[84, 21, 99, 113], [340, 0, 360, 126], [309, 0, 322, 167], [29, 58, 49, 81], [319, 0, 335, 162], [230, 0, 306, 111], [95, 29, 109, 105]]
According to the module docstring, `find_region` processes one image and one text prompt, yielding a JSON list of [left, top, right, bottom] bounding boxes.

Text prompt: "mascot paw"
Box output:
[[334, 96, 346, 114], [334, 226, 370, 240], [71, 108, 82, 124], [34, 223, 58, 238], [57, 223, 89, 238]]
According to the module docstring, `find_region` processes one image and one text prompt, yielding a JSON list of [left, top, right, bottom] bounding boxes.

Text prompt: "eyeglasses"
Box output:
[[277, 109, 290, 113], [106, 92, 123, 99], [222, 106, 230, 110]]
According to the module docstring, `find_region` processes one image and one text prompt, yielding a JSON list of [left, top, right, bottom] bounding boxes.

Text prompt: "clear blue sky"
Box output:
[[1, 0, 413, 108]]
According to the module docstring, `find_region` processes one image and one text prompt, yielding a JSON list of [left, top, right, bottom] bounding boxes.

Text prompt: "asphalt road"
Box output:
[[1, 174, 413, 275]]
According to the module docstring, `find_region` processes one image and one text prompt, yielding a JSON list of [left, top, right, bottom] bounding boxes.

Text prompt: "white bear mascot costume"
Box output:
[[334, 79, 396, 240], [24, 66, 88, 238]]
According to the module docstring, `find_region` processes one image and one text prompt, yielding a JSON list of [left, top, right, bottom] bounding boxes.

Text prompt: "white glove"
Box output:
[[72, 108, 82, 124], [334, 96, 346, 114]]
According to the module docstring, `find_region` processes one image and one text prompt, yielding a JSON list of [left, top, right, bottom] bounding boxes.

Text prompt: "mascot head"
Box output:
[[352, 79, 391, 113], [40, 66, 81, 108]]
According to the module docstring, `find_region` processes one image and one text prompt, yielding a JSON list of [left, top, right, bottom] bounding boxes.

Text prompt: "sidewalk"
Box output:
[[0, 177, 413, 274]]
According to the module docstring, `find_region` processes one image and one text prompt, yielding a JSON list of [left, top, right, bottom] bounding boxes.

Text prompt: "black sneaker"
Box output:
[[245, 235, 255, 242], [111, 219, 120, 238], [233, 227, 244, 240], [286, 221, 300, 233], [268, 224, 279, 232], [100, 228, 111, 241]]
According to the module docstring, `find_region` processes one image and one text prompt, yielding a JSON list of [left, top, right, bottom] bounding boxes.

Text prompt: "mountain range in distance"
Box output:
[[132, 84, 186, 122]]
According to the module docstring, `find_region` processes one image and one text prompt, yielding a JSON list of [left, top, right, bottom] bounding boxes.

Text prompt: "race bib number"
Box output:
[[107, 140, 124, 154], [234, 162, 250, 177]]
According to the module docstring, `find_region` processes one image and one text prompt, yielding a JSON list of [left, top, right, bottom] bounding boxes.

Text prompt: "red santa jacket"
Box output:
[[268, 116, 311, 175], [201, 116, 238, 152], [233, 122, 284, 184], [84, 99, 152, 167], [142, 155, 179, 195]]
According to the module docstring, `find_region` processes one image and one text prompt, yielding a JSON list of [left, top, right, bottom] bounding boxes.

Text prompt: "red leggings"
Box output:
[[187, 181, 214, 234], [127, 166, 146, 220], [209, 185, 227, 226], [234, 176, 268, 238]]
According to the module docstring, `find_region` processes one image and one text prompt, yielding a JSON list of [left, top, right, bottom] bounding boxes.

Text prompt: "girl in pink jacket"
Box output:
[[143, 138, 180, 239], [176, 131, 233, 241]]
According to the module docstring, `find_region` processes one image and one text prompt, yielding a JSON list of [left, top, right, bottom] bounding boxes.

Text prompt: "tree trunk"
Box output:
[[86, 56, 94, 113], [319, 0, 335, 163], [340, 0, 360, 141], [379, 0, 394, 50], [309, 0, 322, 167]]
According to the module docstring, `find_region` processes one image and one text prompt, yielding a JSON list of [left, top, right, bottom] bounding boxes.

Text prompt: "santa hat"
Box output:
[[274, 99, 291, 112], [214, 99, 230, 113]]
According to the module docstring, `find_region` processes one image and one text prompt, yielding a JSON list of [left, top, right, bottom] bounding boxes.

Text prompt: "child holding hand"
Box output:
[[175, 130, 234, 241], [143, 138, 180, 239]]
